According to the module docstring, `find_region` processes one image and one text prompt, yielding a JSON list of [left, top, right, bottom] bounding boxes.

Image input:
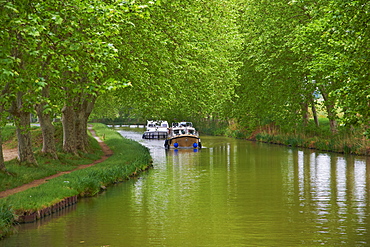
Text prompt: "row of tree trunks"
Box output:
[[302, 103, 320, 128], [301, 96, 320, 128], [1, 87, 97, 167]]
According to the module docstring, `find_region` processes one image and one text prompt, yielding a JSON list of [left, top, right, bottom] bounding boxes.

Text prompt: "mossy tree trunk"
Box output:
[[62, 104, 77, 154], [75, 96, 96, 152], [11, 92, 38, 166], [36, 84, 58, 159]]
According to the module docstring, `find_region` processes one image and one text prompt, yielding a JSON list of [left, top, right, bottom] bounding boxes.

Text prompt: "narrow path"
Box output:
[[0, 127, 113, 198]]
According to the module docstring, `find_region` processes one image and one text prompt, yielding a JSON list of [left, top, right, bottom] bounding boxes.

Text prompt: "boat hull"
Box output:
[[164, 135, 201, 149]]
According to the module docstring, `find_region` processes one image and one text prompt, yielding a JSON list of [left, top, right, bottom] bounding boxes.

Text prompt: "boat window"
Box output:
[[174, 130, 180, 135], [189, 130, 194, 134]]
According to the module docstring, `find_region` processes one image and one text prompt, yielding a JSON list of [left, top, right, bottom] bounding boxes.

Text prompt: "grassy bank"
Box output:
[[0, 124, 103, 192], [0, 123, 152, 238], [226, 118, 370, 156]]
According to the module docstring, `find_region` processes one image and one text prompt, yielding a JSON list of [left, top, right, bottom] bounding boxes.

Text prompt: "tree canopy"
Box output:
[[234, 0, 369, 135], [1, 0, 369, 170], [93, 0, 242, 122]]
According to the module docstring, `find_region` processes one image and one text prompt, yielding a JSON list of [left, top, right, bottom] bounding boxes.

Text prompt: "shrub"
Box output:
[[0, 203, 14, 238]]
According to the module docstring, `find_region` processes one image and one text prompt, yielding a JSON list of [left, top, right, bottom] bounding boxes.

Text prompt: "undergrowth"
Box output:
[[249, 119, 370, 155]]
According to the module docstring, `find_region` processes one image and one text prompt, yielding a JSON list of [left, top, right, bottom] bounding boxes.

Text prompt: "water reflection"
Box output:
[[290, 150, 370, 244]]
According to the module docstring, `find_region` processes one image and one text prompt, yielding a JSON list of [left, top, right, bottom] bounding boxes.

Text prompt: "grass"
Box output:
[[195, 119, 229, 136], [0, 124, 103, 192], [0, 123, 152, 239], [222, 117, 369, 155], [1, 125, 16, 149], [251, 118, 370, 155], [0, 203, 14, 237]]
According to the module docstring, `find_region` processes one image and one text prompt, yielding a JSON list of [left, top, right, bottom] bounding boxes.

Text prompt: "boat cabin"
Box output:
[[172, 122, 193, 128]]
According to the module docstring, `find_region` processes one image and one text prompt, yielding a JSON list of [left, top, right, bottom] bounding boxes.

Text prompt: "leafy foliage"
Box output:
[[234, 0, 370, 137], [92, 0, 243, 122]]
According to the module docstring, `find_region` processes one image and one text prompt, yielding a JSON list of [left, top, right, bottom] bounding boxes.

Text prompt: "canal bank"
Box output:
[[219, 121, 370, 156], [0, 123, 152, 239]]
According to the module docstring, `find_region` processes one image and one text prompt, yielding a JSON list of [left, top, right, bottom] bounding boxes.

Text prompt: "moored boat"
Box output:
[[142, 120, 169, 139], [164, 121, 202, 149]]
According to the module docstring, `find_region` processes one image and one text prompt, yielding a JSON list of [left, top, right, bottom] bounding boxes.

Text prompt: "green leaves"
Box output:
[[234, 0, 370, 134], [88, 0, 243, 121]]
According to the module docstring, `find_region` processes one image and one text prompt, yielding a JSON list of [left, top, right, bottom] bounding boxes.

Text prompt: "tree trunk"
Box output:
[[62, 104, 77, 154], [301, 102, 309, 126], [321, 90, 337, 134], [328, 114, 338, 133], [75, 96, 96, 152], [10, 92, 38, 166], [35, 85, 58, 159], [311, 98, 319, 127], [75, 106, 87, 153], [0, 128, 6, 172], [16, 111, 38, 165]]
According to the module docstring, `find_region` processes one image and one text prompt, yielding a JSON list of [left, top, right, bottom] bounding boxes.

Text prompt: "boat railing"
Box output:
[[142, 132, 168, 139]]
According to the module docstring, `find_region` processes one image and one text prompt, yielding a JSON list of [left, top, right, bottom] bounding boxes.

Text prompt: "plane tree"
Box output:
[[235, 0, 314, 131], [0, 0, 154, 167], [234, 0, 369, 137], [43, 0, 150, 153], [289, 0, 369, 134], [100, 0, 242, 123], [326, 0, 370, 135], [1, 0, 44, 165]]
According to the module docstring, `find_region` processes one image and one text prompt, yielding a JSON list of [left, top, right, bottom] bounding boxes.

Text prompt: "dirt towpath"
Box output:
[[0, 127, 113, 198]]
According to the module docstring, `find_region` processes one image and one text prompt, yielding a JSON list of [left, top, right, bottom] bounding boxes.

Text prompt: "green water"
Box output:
[[2, 129, 370, 246]]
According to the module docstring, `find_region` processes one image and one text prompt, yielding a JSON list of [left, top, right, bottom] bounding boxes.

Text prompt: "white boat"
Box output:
[[164, 122, 202, 149], [142, 120, 169, 139]]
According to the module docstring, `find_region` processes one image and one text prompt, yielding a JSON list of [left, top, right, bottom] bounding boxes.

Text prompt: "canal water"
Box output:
[[2, 128, 370, 246]]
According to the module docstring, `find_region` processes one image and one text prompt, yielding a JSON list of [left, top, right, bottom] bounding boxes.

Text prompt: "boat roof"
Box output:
[[172, 122, 193, 127], [146, 120, 169, 125]]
